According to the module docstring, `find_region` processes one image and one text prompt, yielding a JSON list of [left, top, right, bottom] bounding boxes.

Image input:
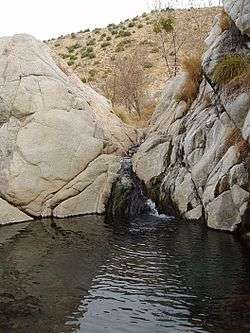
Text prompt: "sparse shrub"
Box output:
[[175, 53, 202, 105], [101, 42, 111, 48], [83, 28, 90, 33], [88, 76, 95, 82], [111, 30, 118, 35], [86, 39, 95, 46], [67, 43, 81, 53], [132, 17, 138, 22], [81, 77, 87, 83], [106, 36, 112, 41], [88, 53, 96, 59], [69, 54, 77, 61], [101, 33, 107, 38], [102, 50, 149, 118], [150, 47, 159, 53], [93, 28, 101, 34], [219, 128, 250, 161], [94, 60, 100, 65], [60, 53, 68, 59], [86, 46, 94, 53], [115, 45, 124, 52], [89, 69, 96, 77], [71, 33, 76, 39], [108, 23, 116, 28], [128, 22, 135, 28], [55, 43, 60, 47], [142, 12, 147, 18], [213, 53, 250, 89], [154, 16, 174, 34], [67, 60, 75, 66], [152, 9, 181, 77], [219, 10, 232, 32], [119, 30, 131, 37], [144, 61, 153, 69], [138, 24, 143, 29]]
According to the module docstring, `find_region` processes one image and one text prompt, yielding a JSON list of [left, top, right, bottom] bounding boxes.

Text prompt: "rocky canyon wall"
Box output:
[[133, 0, 250, 234]]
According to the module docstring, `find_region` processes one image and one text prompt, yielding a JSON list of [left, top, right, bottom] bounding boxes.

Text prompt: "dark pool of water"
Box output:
[[0, 215, 249, 333]]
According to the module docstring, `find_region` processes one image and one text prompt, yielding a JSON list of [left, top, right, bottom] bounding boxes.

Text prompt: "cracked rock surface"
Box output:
[[0, 34, 136, 224], [133, 2, 250, 233]]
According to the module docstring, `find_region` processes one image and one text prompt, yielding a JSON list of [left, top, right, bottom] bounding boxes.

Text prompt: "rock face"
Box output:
[[133, 3, 250, 233], [224, 0, 250, 38], [0, 34, 136, 224]]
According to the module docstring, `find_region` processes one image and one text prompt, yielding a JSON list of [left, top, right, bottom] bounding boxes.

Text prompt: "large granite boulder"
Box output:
[[0, 34, 136, 224], [133, 2, 250, 233]]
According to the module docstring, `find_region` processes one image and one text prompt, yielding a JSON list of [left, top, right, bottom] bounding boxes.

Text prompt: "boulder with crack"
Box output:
[[0, 34, 137, 224]]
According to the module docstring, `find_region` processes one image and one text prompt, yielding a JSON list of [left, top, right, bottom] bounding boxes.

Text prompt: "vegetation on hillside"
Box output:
[[47, 6, 220, 127]]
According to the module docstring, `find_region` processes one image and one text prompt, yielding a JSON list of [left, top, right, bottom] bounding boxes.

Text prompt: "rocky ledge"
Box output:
[[133, 0, 250, 234]]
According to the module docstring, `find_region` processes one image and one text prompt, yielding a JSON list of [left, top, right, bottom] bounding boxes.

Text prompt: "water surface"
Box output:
[[0, 215, 249, 333]]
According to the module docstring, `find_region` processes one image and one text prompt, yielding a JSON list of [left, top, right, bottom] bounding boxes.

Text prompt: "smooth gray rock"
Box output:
[[0, 34, 136, 224]]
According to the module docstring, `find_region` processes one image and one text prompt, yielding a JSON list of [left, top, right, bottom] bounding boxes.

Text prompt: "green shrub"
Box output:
[[67, 60, 74, 66], [150, 47, 159, 53], [93, 28, 101, 34], [67, 43, 81, 53], [69, 54, 77, 61], [88, 53, 96, 59], [128, 22, 135, 28], [86, 39, 95, 46], [86, 46, 94, 53], [89, 69, 96, 77], [60, 53, 68, 59], [81, 77, 87, 83], [213, 53, 250, 86], [119, 30, 131, 37], [154, 16, 175, 34], [144, 61, 153, 69], [115, 45, 124, 52], [101, 42, 110, 48]]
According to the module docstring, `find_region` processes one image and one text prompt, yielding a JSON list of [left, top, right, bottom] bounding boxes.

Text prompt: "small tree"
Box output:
[[101, 50, 148, 118], [152, 3, 184, 77]]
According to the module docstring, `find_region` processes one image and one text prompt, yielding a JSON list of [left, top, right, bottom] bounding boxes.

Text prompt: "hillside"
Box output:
[[47, 7, 221, 127], [47, 7, 221, 96]]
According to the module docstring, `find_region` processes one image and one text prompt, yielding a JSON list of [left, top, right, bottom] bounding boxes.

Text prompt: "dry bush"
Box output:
[[175, 53, 202, 105], [219, 128, 250, 160], [101, 50, 149, 118], [213, 53, 250, 89], [219, 10, 233, 32]]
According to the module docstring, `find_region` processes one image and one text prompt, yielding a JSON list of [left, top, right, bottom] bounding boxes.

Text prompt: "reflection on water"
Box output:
[[0, 215, 249, 333]]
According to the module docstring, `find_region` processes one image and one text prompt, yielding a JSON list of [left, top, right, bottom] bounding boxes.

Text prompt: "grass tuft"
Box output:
[[213, 53, 250, 89], [175, 53, 202, 105]]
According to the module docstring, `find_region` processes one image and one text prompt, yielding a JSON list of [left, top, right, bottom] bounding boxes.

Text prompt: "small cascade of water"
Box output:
[[146, 199, 169, 219]]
